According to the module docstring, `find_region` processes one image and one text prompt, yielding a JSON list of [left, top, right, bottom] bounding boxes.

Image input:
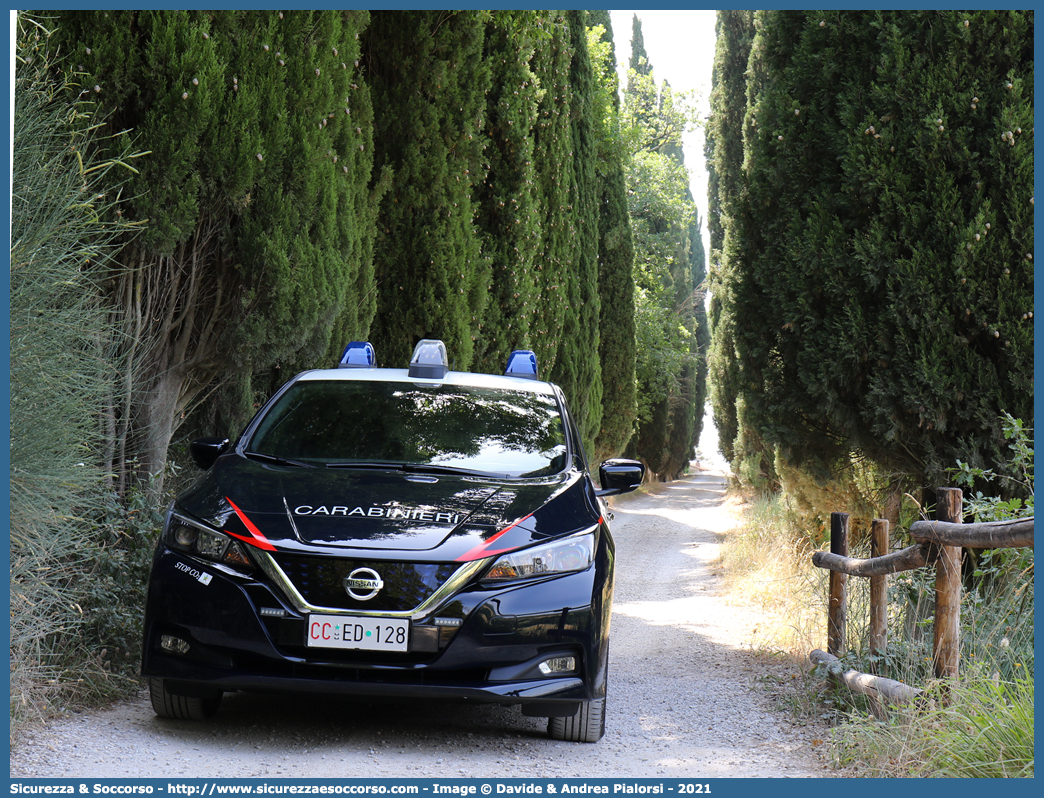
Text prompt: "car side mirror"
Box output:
[[595, 459, 645, 497], [190, 437, 230, 470]]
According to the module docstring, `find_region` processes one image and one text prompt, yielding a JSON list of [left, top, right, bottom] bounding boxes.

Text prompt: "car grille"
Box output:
[[272, 554, 460, 613]]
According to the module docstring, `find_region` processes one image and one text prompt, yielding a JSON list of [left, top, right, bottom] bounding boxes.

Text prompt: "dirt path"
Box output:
[[10, 470, 832, 778]]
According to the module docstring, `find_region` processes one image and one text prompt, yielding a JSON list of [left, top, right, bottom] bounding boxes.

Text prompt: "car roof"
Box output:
[[294, 367, 560, 396]]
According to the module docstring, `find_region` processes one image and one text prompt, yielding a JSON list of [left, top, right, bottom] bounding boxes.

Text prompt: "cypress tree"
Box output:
[[588, 11, 638, 461], [623, 17, 701, 478], [529, 16, 576, 379], [629, 15, 652, 79], [693, 221, 712, 432], [660, 82, 708, 479], [548, 9, 603, 452], [721, 10, 1034, 490], [663, 209, 714, 474], [471, 14, 542, 374], [49, 10, 378, 489], [705, 10, 756, 468], [363, 10, 491, 371]]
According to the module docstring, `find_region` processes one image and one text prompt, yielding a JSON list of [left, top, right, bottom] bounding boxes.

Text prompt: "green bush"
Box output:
[[81, 481, 165, 683]]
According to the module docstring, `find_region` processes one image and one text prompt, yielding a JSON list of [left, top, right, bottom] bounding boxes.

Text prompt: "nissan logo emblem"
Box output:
[[344, 567, 384, 601]]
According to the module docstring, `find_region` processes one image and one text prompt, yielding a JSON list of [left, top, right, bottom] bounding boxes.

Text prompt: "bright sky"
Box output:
[[609, 9, 717, 255]]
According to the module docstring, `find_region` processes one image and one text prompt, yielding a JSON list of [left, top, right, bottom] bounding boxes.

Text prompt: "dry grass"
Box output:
[[716, 481, 1035, 778], [717, 487, 830, 659]]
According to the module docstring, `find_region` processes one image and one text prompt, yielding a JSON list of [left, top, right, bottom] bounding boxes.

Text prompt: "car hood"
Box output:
[[175, 454, 602, 561]]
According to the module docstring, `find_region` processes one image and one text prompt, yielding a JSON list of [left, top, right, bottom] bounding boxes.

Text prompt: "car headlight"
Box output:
[[164, 511, 254, 572], [483, 531, 595, 582]]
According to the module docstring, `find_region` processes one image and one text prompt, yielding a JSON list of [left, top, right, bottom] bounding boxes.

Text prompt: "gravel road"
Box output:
[[10, 470, 832, 779]]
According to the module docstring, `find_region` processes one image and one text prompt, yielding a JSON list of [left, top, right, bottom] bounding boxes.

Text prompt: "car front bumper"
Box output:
[[141, 542, 612, 715]]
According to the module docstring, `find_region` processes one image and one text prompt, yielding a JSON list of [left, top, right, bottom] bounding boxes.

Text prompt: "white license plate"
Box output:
[[306, 615, 410, 652]]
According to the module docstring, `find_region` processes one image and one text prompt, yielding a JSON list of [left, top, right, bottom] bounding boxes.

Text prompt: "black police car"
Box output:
[[142, 339, 644, 742]]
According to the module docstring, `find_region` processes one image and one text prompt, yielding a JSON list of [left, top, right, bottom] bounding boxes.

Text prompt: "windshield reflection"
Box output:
[[248, 381, 568, 478]]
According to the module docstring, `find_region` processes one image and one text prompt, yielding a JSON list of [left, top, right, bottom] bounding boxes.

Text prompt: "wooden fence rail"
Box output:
[[813, 517, 1035, 576], [810, 487, 1034, 712]]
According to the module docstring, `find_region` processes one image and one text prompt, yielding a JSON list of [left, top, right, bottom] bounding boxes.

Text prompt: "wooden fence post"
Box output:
[[934, 488, 962, 680], [811, 510, 1032, 703], [869, 518, 889, 672], [828, 512, 849, 658]]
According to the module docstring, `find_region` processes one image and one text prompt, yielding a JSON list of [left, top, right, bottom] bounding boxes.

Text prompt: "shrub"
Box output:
[[10, 15, 144, 732]]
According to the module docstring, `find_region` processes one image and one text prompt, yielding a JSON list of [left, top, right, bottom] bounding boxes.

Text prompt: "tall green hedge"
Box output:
[[364, 10, 491, 371], [11, 18, 136, 717], [706, 10, 756, 470], [472, 14, 543, 375], [50, 10, 379, 487], [710, 10, 1034, 489], [548, 9, 603, 452], [589, 10, 638, 461]]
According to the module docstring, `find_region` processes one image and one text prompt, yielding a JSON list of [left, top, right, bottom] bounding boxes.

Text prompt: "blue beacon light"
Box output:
[[338, 341, 376, 368], [504, 349, 538, 379]]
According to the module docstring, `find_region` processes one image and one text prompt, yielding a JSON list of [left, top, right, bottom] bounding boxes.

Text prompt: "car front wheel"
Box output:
[[547, 694, 606, 742], [149, 678, 222, 720]]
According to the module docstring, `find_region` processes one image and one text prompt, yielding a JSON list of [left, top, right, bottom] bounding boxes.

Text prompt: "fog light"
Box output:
[[160, 634, 190, 655], [259, 607, 286, 618], [538, 656, 576, 675], [433, 617, 462, 627]]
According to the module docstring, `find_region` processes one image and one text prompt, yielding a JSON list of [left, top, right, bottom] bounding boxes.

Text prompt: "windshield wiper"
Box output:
[[324, 460, 407, 470], [244, 451, 316, 468], [325, 461, 495, 477]]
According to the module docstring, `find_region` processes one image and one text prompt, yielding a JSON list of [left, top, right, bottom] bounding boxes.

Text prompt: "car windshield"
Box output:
[[246, 379, 568, 478]]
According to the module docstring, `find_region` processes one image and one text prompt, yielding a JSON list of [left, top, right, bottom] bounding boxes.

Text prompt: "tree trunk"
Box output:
[[137, 365, 186, 494]]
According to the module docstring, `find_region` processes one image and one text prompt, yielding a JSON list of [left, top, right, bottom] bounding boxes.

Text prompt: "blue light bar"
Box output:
[[505, 349, 538, 380], [409, 339, 449, 379], [338, 341, 375, 368]]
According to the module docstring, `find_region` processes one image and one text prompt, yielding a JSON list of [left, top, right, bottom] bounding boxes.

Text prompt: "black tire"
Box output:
[[547, 695, 606, 742], [149, 678, 222, 720]]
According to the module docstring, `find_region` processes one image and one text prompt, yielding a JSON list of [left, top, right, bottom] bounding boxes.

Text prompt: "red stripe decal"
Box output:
[[455, 513, 533, 562], [225, 497, 278, 551]]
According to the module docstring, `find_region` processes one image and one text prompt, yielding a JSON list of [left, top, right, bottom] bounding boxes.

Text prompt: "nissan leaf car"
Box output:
[[141, 339, 644, 742]]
